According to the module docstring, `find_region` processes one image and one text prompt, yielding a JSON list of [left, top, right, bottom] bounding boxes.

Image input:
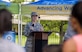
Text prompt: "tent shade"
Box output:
[[21, 0, 77, 15], [7, 3, 19, 14], [28, 0, 77, 5], [0, 0, 10, 6], [40, 15, 69, 21], [21, 5, 72, 15]]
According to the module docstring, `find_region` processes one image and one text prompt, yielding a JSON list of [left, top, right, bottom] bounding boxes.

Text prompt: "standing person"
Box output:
[[63, 1, 82, 52], [64, 22, 76, 41], [24, 12, 44, 52], [0, 9, 25, 52]]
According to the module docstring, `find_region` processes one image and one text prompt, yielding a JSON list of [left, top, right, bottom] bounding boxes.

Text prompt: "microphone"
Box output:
[[32, 24, 34, 27], [38, 17, 40, 18], [38, 17, 40, 23]]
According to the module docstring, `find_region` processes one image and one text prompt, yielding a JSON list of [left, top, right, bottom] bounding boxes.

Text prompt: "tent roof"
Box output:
[[27, 0, 78, 5], [0, 0, 10, 7], [40, 15, 69, 21], [22, 0, 78, 20], [22, 0, 78, 15]]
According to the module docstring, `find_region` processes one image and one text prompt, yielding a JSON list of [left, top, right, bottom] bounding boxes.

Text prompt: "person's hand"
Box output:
[[40, 27, 44, 31], [30, 26, 34, 31]]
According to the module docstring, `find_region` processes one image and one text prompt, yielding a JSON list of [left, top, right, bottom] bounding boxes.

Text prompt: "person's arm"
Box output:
[[24, 23, 34, 37], [64, 22, 76, 41], [63, 38, 76, 52], [40, 24, 44, 31]]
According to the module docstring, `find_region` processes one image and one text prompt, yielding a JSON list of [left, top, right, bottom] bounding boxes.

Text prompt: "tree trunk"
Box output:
[[59, 21, 63, 44]]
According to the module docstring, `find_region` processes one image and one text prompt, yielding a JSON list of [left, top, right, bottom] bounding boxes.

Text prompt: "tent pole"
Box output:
[[21, 15, 22, 46], [20, 3, 22, 46], [18, 13, 21, 45], [18, 3, 22, 45]]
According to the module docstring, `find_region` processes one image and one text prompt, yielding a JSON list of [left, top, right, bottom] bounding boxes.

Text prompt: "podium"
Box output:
[[30, 31, 52, 52]]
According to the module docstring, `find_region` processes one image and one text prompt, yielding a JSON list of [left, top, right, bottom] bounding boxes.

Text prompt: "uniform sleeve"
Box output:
[[24, 23, 31, 37], [39, 24, 44, 31], [63, 22, 76, 41]]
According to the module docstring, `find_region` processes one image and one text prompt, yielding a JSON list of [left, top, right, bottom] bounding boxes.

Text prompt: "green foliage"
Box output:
[[12, 0, 24, 3], [49, 32, 59, 38], [63, 24, 68, 32], [7, 3, 19, 14], [32, 0, 35, 2], [40, 20, 68, 32], [22, 16, 31, 23]]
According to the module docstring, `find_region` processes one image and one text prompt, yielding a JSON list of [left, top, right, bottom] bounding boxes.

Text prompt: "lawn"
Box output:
[[16, 33, 60, 47]]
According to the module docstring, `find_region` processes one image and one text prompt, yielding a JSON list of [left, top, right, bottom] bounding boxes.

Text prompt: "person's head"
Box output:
[[70, 1, 82, 33], [31, 12, 39, 22], [0, 9, 12, 35]]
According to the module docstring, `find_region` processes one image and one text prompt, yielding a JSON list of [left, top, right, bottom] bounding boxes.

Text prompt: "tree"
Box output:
[[40, 20, 68, 44], [32, 0, 35, 2], [22, 16, 31, 23], [12, 0, 24, 3], [12, 0, 35, 3], [40, 20, 68, 32]]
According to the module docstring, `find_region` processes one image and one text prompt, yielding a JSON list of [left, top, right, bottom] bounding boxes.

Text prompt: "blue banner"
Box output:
[[28, 0, 78, 5]]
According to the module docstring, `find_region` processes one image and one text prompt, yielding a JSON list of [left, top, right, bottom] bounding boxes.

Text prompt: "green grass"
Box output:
[[16, 35, 27, 46], [48, 36, 60, 45], [16, 33, 60, 47]]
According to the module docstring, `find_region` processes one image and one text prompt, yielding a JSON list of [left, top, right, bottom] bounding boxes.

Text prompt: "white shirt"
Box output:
[[0, 38, 25, 52]]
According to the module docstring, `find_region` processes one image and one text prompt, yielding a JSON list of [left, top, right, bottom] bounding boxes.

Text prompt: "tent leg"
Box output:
[[59, 21, 63, 44], [18, 15, 21, 45], [18, 3, 22, 45]]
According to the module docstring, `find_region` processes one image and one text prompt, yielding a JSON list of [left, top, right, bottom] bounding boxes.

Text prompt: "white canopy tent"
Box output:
[[40, 15, 69, 20], [20, 0, 78, 44]]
